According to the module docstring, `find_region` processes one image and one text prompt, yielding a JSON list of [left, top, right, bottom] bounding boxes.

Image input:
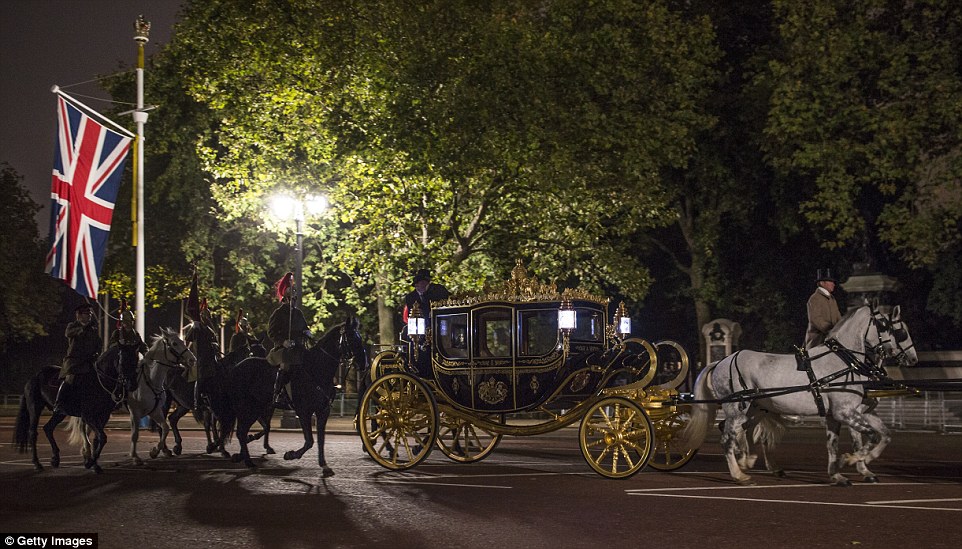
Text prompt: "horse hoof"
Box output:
[[206, 443, 217, 454], [265, 447, 276, 455], [162, 449, 172, 458], [283, 451, 297, 461], [245, 459, 256, 469], [84, 459, 93, 469], [736, 478, 756, 486], [149, 448, 159, 459], [133, 457, 143, 466], [33, 462, 43, 472], [220, 450, 231, 459], [173, 445, 183, 456], [833, 478, 852, 487], [863, 476, 879, 483], [51, 456, 60, 468], [773, 469, 787, 478], [321, 467, 335, 478], [93, 464, 103, 474]]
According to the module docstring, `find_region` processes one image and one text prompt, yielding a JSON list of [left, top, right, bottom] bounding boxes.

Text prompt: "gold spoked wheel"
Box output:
[[648, 408, 697, 471], [358, 372, 438, 470], [436, 412, 503, 463], [579, 397, 654, 479]]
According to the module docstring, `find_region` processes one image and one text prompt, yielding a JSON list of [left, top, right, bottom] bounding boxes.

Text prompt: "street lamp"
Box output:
[[269, 193, 329, 308]]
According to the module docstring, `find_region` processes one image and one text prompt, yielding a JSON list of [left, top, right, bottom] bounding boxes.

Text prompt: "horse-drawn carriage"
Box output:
[[358, 260, 694, 479]]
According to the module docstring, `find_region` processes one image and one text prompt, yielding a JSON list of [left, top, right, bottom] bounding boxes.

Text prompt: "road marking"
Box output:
[[627, 493, 962, 511], [867, 498, 962, 505], [625, 482, 925, 493], [338, 477, 512, 489]]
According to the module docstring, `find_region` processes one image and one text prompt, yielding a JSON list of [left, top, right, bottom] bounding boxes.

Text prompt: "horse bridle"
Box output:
[[868, 311, 914, 366]]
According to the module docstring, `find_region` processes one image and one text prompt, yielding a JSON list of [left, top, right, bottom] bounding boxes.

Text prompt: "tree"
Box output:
[[168, 0, 722, 343], [764, 0, 962, 326], [0, 162, 62, 351]]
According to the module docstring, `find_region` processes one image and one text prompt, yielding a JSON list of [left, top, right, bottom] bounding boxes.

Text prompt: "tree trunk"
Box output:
[[375, 272, 396, 347]]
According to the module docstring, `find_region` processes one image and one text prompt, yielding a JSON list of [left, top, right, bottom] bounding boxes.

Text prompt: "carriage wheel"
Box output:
[[648, 408, 697, 471], [436, 412, 503, 463], [359, 372, 438, 470], [579, 397, 654, 479]]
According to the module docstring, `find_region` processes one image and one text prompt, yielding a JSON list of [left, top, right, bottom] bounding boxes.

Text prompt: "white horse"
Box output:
[[125, 328, 196, 465], [682, 305, 917, 485]]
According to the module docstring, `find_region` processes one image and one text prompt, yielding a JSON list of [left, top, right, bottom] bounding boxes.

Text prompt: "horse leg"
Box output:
[[128, 409, 143, 465], [283, 412, 314, 461], [42, 412, 67, 468], [719, 404, 754, 485], [841, 410, 889, 483], [825, 415, 850, 486], [232, 417, 256, 468], [27, 400, 44, 470], [169, 404, 188, 455], [86, 422, 106, 474], [148, 407, 173, 459], [262, 409, 275, 454], [316, 406, 333, 478], [752, 412, 787, 478]]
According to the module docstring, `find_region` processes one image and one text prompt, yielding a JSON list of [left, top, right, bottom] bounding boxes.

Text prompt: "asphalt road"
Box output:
[[0, 418, 960, 549]]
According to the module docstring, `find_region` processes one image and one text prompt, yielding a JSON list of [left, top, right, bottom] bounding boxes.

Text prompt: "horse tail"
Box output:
[[66, 416, 86, 446], [752, 412, 786, 451], [680, 363, 719, 451], [13, 393, 30, 452]]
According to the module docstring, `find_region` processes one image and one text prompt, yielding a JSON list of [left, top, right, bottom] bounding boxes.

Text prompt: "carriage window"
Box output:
[[572, 310, 603, 342], [520, 310, 558, 356], [475, 309, 512, 358], [436, 314, 468, 359]]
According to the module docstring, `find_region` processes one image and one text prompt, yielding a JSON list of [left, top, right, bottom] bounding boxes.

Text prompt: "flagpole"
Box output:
[[133, 16, 150, 338]]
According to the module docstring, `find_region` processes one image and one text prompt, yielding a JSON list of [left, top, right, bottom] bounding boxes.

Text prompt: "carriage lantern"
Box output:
[[408, 302, 427, 337], [614, 301, 631, 337], [558, 298, 577, 357]]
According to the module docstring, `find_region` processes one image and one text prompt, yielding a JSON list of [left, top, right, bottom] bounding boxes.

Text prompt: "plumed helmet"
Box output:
[[199, 298, 212, 322], [235, 308, 250, 333], [116, 298, 133, 328], [816, 268, 836, 283], [274, 272, 295, 302], [413, 269, 431, 285]]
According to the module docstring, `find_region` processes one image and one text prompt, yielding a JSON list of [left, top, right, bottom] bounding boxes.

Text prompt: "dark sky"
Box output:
[[0, 0, 181, 234]]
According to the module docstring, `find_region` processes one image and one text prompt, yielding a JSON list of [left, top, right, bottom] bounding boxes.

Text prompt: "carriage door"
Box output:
[[474, 307, 514, 360]]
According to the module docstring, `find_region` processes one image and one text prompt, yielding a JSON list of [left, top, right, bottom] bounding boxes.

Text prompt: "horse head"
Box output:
[[870, 305, 918, 367], [147, 328, 197, 370], [250, 338, 268, 358], [338, 315, 367, 370]]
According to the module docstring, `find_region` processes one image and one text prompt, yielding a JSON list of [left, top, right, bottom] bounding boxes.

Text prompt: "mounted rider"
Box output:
[[53, 302, 102, 415], [267, 272, 311, 407], [229, 308, 259, 354], [185, 293, 220, 407], [805, 268, 842, 349], [108, 299, 148, 392]]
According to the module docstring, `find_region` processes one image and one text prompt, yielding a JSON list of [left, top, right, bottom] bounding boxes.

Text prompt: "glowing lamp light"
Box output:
[[558, 300, 577, 331], [408, 302, 427, 336], [614, 301, 631, 336], [408, 316, 427, 336]]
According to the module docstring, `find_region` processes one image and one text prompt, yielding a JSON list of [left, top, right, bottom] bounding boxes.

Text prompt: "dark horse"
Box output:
[[165, 340, 269, 456], [220, 317, 368, 476], [13, 345, 132, 473]]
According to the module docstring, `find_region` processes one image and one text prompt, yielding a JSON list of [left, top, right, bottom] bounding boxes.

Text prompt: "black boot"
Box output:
[[273, 370, 291, 408]]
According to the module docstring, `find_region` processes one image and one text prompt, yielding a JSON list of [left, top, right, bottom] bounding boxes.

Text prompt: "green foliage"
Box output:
[[0, 163, 62, 350]]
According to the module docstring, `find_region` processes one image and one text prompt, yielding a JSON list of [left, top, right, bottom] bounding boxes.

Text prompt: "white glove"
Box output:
[[283, 339, 294, 349]]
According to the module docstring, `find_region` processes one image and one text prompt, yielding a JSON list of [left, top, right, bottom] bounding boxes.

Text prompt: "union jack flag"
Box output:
[[45, 95, 132, 299]]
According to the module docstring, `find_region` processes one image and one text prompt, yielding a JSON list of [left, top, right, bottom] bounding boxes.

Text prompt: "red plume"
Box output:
[[235, 308, 244, 333], [274, 272, 294, 302]]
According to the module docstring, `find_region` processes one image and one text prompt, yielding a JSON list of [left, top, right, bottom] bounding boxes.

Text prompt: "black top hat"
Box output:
[[816, 268, 836, 283], [413, 269, 431, 285]]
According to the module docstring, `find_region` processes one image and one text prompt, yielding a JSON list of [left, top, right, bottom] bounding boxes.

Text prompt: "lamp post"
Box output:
[[270, 193, 328, 308], [269, 192, 327, 429]]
